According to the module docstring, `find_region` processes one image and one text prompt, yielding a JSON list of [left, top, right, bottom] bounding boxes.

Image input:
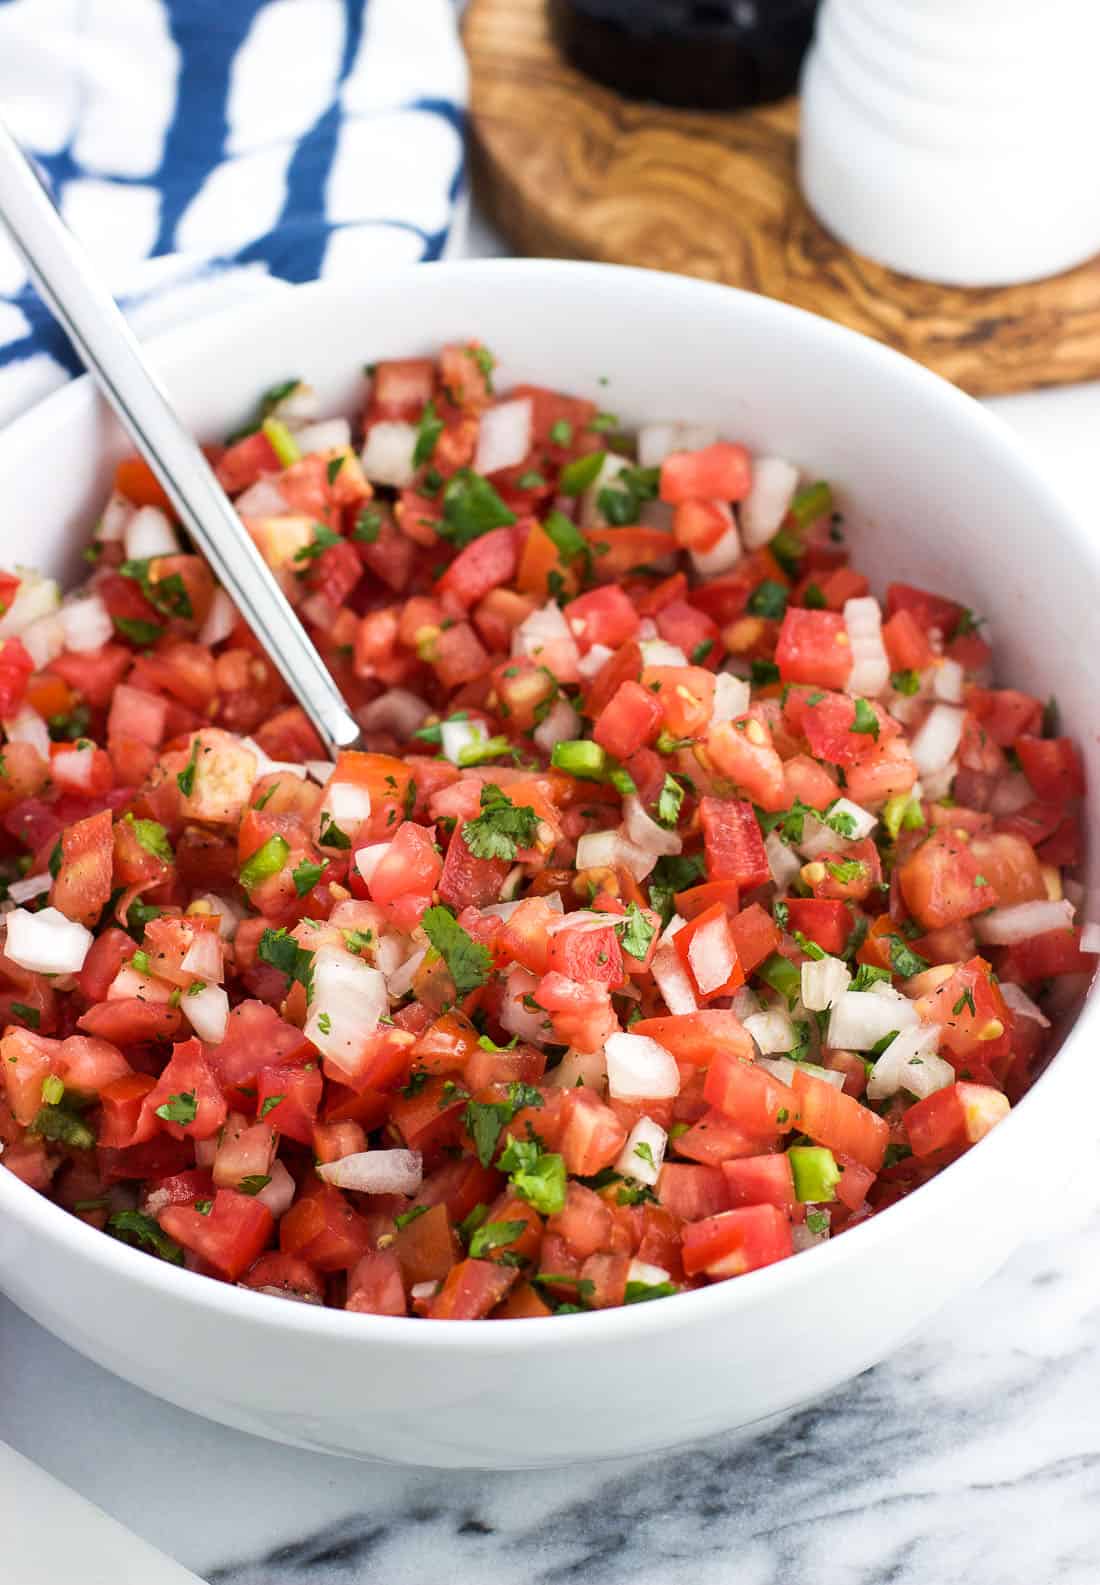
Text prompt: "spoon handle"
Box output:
[[0, 119, 361, 757]]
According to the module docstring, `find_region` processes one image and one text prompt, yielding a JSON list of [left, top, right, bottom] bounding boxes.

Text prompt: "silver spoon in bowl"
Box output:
[[0, 117, 362, 759]]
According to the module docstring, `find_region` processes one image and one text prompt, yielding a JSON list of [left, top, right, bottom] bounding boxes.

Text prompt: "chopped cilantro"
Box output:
[[750, 658, 781, 688], [887, 936, 929, 979], [462, 783, 539, 861], [292, 858, 324, 897], [119, 558, 193, 621], [803, 583, 827, 610], [691, 639, 715, 666], [559, 451, 606, 497], [825, 858, 863, 885], [548, 419, 573, 447], [468, 1219, 527, 1259], [421, 905, 493, 1000], [624, 1280, 677, 1304], [647, 852, 705, 927], [543, 509, 590, 571], [413, 399, 444, 467], [238, 1174, 271, 1196], [851, 963, 891, 992], [318, 811, 352, 849], [257, 927, 314, 993], [747, 580, 788, 621], [656, 775, 685, 829], [260, 1095, 284, 1118], [438, 469, 516, 548], [616, 902, 656, 962], [891, 669, 921, 697], [353, 507, 383, 543], [107, 1210, 184, 1265], [462, 1082, 544, 1167], [177, 738, 199, 797], [293, 523, 342, 564], [10, 1002, 39, 1030], [850, 698, 880, 740], [113, 616, 163, 647], [497, 1134, 567, 1215], [154, 1090, 197, 1125], [952, 987, 977, 1018]]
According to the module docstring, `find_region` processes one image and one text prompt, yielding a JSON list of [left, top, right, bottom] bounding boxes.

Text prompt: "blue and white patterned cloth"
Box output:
[[0, 0, 468, 425]]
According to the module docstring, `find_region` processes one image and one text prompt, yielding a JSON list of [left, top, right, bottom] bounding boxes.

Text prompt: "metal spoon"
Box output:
[[0, 117, 361, 758]]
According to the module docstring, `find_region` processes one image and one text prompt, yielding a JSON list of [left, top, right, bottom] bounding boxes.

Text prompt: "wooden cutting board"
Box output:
[[464, 0, 1100, 396]]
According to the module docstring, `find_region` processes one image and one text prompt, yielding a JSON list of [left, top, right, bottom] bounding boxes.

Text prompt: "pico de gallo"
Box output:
[[0, 344, 1093, 1321]]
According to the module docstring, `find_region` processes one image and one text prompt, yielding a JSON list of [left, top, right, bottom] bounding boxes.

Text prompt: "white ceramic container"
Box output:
[[799, 0, 1100, 286], [0, 261, 1096, 1469]]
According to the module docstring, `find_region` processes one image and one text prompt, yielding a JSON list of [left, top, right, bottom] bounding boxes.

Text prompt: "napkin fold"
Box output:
[[0, 0, 468, 425]]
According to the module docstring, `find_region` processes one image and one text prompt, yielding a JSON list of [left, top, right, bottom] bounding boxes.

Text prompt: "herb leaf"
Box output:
[[438, 470, 516, 548], [461, 783, 540, 862], [421, 905, 493, 1000]]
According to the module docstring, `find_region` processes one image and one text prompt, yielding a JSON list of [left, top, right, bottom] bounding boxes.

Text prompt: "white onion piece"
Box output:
[[580, 453, 630, 529], [386, 943, 427, 1000], [499, 966, 552, 1044], [732, 986, 761, 1020], [627, 1258, 672, 1289], [20, 614, 65, 669], [318, 1149, 423, 1196], [107, 964, 175, 1004], [827, 988, 919, 1050], [744, 1005, 797, 1055], [690, 522, 742, 578], [866, 1024, 953, 1101], [710, 671, 752, 727], [180, 932, 225, 983], [921, 760, 957, 802], [932, 658, 964, 704], [293, 418, 352, 455], [360, 421, 418, 487], [359, 688, 430, 740], [234, 477, 289, 517], [4, 705, 49, 759], [182, 982, 230, 1043], [533, 697, 582, 756], [1079, 922, 1100, 955], [474, 397, 533, 476], [623, 797, 682, 857], [410, 1281, 439, 1303], [512, 600, 581, 670], [192, 894, 242, 940], [270, 381, 320, 427], [355, 842, 392, 887], [440, 716, 486, 766], [574, 827, 657, 881], [125, 505, 179, 561], [303, 948, 388, 1063], [547, 1046, 608, 1090], [844, 597, 890, 698], [256, 1159, 296, 1219], [800, 956, 852, 1011], [325, 781, 372, 827], [758, 1056, 845, 1091], [199, 587, 237, 648], [637, 423, 719, 468], [740, 457, 799, 549], [798, 798, 878, 858], [766, 831, 801, 891], [239, 736, 307, 782], [999, 981, 1051, 1027], [688, 911, 735, 995], [605, 1032, 680, 1100], [577, 643, 613, 680], [616, 1119, 668, 1186], [651, 940, 698, 1015], [0, 572, 59, 639], [7, 871, 50, 905], [975, 898, 1074, 946], [5, 907, 92, 974], [638, 637, 688, 669], [59, 594, 113, 654], [50, 744, 95, 791], [910, 704, 965, 777], [97, 491, 133, 543], [370, 932, 405, 977], [989, 772, 1034, 817], [792, 1215, 831, 1251]]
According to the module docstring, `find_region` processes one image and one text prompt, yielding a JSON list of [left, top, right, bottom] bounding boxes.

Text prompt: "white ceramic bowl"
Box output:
[[0, 262, 1096, 1469]]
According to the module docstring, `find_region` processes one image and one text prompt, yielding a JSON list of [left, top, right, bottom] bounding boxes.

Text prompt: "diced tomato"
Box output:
[[660, 443, 752, 505], [674, 903, 744, 1001], [775, 609, 852, 690], [783, 897, 852, 956], [545, 918, 624, 987], [997, 927, 1097, 983], [905, 1082, 1010, 1157], [142, 1038, 227, 1142], [704, 1054, 796, 1136], [681, 1204, 793, 1279], [899, 829, 999, 930], [1014, 736, 1085, 802], [700, 796, 770, 889], [656, 1162, 730, 1221], [160, 1189, 273, 1281], [722, 1153, 798, 1212], [885, 582, 965, 637], [279, 1181, 373, 1271], [0, 637, 35, 715], [50, 808, 114, 928], [790, 1068, 889, 1172], [429, 1258, 517, 1319], [435, 526, 517, 609], [347, 1250, 408, 1316], [707, 714, 787, 810], [593, 680, 663, 761], [558, 1087, 628, 1176]]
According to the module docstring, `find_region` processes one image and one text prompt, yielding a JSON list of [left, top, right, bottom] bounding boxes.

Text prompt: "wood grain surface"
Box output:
[[464, 0, 1100, 396]]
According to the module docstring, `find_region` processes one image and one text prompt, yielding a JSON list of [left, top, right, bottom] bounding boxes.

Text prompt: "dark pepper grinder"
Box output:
[[549, 0, 821, 111]]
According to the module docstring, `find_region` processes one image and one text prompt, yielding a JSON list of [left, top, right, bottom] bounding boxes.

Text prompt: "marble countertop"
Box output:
[[3, 214, 1100, 1582]]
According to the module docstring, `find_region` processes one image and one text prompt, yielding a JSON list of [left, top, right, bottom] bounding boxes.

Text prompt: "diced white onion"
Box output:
[[999, 981, 1051, 1027], [7, 871, 50, 905], [638, 637, 688, 669], [910, 704, 965, 777], [270, 381, 320, 427], [758, 1056, 845, 1091], [605, 1032, 680, 1100], [3, 705, 49, 759], [234, 477, 288, 517], [385, 943, 427, 1000], [0, 571, 59, 639], [325, 781, 372, 827], [798, 798, 878, 858], [921, 760, 957, 802], [744, 1005, 797, 1055], [975, 898, 1075, 946], [766, 830, 801, 891], [355, 842, 391, 887], [866, 1024, 953, 1101], [533, 697, 582, 756], [651, 940, 698, 1015], [359, 688, 430, 740], [180, 932, 224, 983], [740, 457, 799, 549], [5, 906, 92, 974], [303, 947, 388, 1063], [575, 827, 657, 881], [577, 643, 613, 680], [690, 523, 742, 578], [474, 397, 533, 476], [1079, 921, 1100, 955], [256, 1159, 296, 1219], [59, 594, 113, 653], [547, 1046, 607, 1090], [623, 796, 682, 858], [192, 894, 242, 940], [124, 505, 179, 561], [239, 736, 307, 782], [710, 671, 752, 727], [411, 1281, 439, 1302], [97, 492, 133, 543], [989, 772, 1034, 817], [441, 716, 487, 765], [199, 587, 238, 648], [827, 987, 920, 1050], [499, 966, 552, 1043], [182, 981, 230, 1043], [50, 744, 94, 791], [636, 423, 718, 469], [317, 1149, 423, 1196], [732, 986, 761, 1020], [512, 600, 581, 670], [800, 956, 852, 1011], [688, 911, 735, 995], [626, 1257, 672, 1287], [360, 421, 418, 488], [844, 597, 890, 698], [578, 453, 629, 529], [18, 614, 65, 669], [792, 1214, 830, 1251], [293, 419, 352, 455], [932, 658, 964, 704]]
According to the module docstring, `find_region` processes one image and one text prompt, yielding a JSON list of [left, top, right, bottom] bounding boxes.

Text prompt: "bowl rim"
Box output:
[[0, 256, 1096, 1352]]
